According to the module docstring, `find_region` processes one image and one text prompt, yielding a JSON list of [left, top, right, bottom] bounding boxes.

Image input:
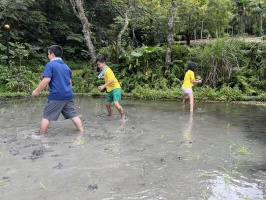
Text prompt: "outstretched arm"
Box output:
[[191, 79, 202, 84], [32, 77, 51, 97]]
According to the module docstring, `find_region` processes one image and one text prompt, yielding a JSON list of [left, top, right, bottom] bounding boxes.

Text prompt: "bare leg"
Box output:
[[182, 94, 189, 108], [106, 102, 112, 116], [188, 93, 194, 112], [114, 101, 126, 119], [71, 116, 84, 132], [40, 118, 50, 134]]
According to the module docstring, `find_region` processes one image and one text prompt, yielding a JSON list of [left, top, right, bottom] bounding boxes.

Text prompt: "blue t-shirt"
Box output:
[[43, 58, 74, 100]]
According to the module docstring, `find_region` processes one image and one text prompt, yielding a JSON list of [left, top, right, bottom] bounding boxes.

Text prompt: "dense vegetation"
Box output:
[[1, 0, 266, 101]]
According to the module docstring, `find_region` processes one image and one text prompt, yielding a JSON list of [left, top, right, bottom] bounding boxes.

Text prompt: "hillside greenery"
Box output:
[[1, 0, 266, 101]]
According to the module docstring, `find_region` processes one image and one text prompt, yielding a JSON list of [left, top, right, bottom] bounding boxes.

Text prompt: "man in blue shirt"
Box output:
[[32, 45, 84, 134]]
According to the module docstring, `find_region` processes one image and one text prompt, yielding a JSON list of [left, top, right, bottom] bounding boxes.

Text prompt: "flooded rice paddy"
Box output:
[[0, 97, 265, 200]]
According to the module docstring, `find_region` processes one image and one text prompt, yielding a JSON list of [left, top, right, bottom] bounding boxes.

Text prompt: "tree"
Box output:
[[70, 0, 97, 69], [108, 0, 133, 61], [248, 0, 266, 36], [165, 0, 177, 71], [205, 0, 232, 38], [232, 0, 252, 36], [176, 0, 232, 44]]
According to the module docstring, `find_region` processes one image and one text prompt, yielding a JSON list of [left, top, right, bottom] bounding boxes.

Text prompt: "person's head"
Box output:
[[96, 55, 107, 69], [48, 45, 63, 59], [187, 62, 197, 71]]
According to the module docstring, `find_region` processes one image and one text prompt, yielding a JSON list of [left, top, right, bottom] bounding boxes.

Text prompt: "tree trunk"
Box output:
[[165, 0, 177, 71], [186, 31, 191, 46], [70, 0, 97, 70], [200, 20, 204, 40], [116, 5, 132, 63]]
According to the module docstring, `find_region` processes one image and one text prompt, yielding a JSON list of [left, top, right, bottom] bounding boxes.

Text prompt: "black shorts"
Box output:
[[43, 99, 78, 121]]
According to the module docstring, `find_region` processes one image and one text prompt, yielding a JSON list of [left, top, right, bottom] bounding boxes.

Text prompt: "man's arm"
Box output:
[[32, 77, 51, 97]]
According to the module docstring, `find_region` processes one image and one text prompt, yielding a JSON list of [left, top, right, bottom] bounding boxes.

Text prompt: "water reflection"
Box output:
[[207, 172, 265, 200], [182, 112, 194, 148]]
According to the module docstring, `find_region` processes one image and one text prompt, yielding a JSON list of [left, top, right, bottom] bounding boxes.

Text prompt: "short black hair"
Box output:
[[48, 45, 63, 57], [96, 55, 107, 63], [187, 62, 197, 71]]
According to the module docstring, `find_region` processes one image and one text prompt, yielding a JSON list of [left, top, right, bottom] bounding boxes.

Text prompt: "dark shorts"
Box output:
[[43, 99, 78, 121], [106, 88, 122, 102]]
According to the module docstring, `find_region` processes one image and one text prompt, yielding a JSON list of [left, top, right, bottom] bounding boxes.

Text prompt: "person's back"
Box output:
[[182, 69, 195, 88], [181, 62, 202, 112], [44, 59, 73, 100]]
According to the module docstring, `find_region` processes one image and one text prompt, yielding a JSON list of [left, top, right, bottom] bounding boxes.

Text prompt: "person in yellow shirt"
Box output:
[[182, 62, 202, 112], [97, 56, 126, 119]]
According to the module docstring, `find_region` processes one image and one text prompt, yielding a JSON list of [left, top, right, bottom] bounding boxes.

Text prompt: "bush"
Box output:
[[218, 85, 243, 101]]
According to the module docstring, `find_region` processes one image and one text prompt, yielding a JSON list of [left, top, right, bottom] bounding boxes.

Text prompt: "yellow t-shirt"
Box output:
[[104, 68, 121, 92], [182, 70, 195, 88]]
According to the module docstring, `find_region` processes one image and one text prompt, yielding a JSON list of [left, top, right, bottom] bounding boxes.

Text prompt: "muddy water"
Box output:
[[0, 97, 265, 200]]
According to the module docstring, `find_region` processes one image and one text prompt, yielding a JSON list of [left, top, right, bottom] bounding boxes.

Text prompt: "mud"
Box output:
[[0, 97, 265, 200]]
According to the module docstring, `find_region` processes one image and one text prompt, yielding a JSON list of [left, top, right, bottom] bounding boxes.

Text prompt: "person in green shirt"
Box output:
[[182, 62, 202, 112], [96, 56, 126, 119]]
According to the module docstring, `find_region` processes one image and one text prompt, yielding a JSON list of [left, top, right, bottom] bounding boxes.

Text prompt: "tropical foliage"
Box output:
[[0, 0, 266, 101]]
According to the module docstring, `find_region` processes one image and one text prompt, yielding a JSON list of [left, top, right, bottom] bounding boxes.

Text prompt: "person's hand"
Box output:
[[98, 85, 105, 91], [32, 90, 40, 97]]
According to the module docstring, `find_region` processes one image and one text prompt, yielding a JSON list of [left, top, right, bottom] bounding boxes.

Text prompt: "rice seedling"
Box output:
[[87, 172, 93, 185], [223, 174, 232, 185], [236, 144, 252, 157], [167, 140, 176, 143], [39, 182, 46, 189], [228, 140, 236, 149], [186, 150, 201, 160], [160, 134, 165, 140], [199, 173, 211, 178], [199, 190, 213, 200], [0, 178, 10, 187], [75, 137, 85, 146], [0, 152, 9, 160], [219, 165, 236, 178], [93, 102, 102, 113], [228, 141, 252, 160], [201, 115, 207, 121], [233, 159, 242, 172]]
